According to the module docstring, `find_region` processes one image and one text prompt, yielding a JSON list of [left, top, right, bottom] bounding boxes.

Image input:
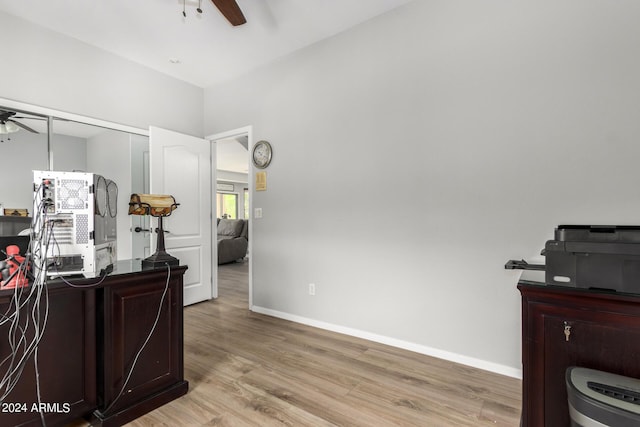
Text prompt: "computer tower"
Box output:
[[33, 170, 117, 278]]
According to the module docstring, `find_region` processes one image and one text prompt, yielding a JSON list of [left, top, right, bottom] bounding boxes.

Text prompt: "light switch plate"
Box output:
[[254, 207, 263, 219]]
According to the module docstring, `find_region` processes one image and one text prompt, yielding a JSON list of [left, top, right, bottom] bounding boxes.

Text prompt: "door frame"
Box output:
[[206, 126, 253, 309]]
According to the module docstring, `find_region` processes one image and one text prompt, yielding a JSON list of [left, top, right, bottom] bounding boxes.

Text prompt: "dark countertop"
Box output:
[[0, 260, 187, 295], [46, 259, 187, 288], [516, 266, 640, 302], [518, 269, 546, 286]]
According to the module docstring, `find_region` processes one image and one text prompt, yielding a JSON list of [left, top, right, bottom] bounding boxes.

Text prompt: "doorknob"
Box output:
[[133, 226, 171, 233]]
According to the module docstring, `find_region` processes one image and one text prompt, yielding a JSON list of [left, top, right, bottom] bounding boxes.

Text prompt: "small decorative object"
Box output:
[[4, 209, 28, 217], [0, 245, 29, 289], [128, 194, 180, 269], [252, 140, 273, 169], [255, 171, 267, 191]]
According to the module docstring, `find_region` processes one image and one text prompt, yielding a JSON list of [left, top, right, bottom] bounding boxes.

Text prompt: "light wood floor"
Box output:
[[76, 260, 522, 426]]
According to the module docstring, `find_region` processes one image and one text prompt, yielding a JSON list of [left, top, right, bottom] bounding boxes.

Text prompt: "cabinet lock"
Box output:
[[564, 321, 572, 342]]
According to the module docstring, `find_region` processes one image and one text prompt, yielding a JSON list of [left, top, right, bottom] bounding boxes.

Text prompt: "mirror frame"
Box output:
[[0, 98, 148, 166]]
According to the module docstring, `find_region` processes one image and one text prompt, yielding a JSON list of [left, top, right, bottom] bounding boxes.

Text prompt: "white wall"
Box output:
[[0, 131, 86, 213], [51, 134, 87, 173], [0, 11, 203, 137], [0, 131, 47, 213], [203, 0, 640, 376]]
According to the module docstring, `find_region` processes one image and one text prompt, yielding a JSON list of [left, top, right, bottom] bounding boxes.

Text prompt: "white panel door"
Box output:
[[149, 126, 212, 305]]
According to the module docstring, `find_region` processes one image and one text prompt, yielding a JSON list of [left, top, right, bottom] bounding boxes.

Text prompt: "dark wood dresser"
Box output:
[[518, 271, 640, 426], [0, 260, 188, 427]]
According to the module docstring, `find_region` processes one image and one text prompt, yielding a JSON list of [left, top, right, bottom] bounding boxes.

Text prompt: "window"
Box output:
[[217, 193, 237, 219]]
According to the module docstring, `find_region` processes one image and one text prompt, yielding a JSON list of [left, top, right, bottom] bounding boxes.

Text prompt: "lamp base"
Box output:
[[142, 251, 179, 269]]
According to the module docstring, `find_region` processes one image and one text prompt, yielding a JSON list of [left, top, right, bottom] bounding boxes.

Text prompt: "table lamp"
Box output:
[[128, 194, 180, 268]]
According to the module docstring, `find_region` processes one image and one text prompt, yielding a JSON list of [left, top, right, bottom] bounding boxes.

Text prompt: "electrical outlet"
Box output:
[[308, 283, 315, 296]]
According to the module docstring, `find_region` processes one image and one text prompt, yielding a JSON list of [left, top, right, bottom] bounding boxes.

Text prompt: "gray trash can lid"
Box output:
[[566, 367, 640, 427]]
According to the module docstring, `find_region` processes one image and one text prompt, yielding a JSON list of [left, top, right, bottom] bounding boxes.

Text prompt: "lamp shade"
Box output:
[[128, 193, 180, 269], [0, 121, 19, 134], [128, 194, 179, 217]]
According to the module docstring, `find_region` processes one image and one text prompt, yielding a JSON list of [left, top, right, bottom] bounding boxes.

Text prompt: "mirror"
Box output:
[[0, 105, 149, 260], [0, 108, 49, 213]]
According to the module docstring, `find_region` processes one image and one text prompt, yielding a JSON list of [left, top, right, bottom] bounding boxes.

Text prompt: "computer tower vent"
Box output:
[[76, 214, 89, 244], [59, 179, 89, 210]]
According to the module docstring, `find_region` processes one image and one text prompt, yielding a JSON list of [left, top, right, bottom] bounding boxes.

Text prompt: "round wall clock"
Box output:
[[252, 140, 273, 169]]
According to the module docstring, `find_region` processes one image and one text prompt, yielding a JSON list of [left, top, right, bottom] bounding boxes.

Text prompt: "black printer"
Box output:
[[545, 225, 640, 294]]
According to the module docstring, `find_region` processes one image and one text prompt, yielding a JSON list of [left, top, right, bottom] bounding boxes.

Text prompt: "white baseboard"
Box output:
[[251, 305, 522, 379]]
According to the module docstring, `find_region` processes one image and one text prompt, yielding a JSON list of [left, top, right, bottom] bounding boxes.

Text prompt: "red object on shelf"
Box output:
[[0, 245, 29, 289]]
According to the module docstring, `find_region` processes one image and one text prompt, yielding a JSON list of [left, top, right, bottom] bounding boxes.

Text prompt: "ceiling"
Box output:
[[0, 0, 412, 88]]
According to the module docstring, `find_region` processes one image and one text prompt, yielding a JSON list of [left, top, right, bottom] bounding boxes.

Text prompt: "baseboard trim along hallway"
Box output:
[[251, 305, 522, 379]]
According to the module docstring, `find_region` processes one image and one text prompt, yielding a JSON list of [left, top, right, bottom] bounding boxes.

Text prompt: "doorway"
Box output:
[[208, 126, 253, 308]]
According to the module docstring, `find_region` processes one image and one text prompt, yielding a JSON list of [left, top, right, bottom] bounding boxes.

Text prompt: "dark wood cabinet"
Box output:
[[0, 261, 188, 427], [519, 281, 640, 427], [92, 264, 188, 426]]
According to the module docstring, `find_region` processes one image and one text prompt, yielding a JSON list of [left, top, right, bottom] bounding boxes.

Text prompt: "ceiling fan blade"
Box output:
[[210, 0, 246, 26], [14, 116, 47, 120], [8, 119, 39, 134]]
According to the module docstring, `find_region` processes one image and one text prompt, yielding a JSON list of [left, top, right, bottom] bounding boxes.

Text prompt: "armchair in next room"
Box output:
[[217, 218, 248, 264]]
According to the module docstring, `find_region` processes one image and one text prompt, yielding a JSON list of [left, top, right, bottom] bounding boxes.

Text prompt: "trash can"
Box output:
[[566, 367, 640, 427]]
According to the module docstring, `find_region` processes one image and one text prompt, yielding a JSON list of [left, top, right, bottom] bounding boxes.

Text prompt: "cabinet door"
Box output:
[[98, 272, 184, 417], [528, 299, 640, 427], [102, 282, 177, 411], [0, 287, 96, 426]]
